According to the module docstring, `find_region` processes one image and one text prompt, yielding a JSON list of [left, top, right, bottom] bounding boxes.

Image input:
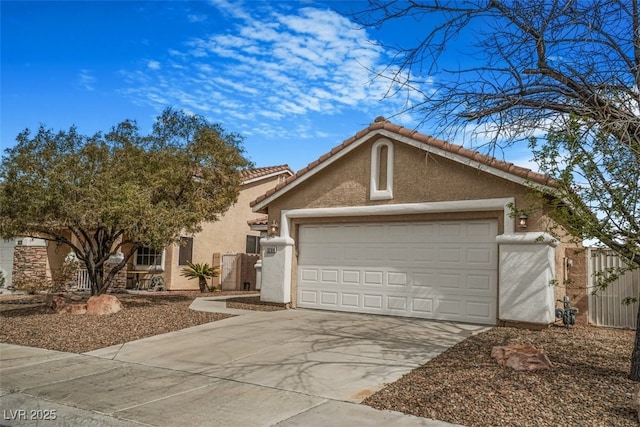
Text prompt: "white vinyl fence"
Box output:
[[74, 268, 91, 292], [588, 249, 640, 329]]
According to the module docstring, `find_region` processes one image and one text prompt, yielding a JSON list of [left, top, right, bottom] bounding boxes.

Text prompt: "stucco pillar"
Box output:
[[497, 233, 558, 325], [259, 236, 293, 304], [254, 259, 262, 290]]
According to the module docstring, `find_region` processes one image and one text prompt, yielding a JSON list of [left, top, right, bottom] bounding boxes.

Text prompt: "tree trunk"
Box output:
[[199, 277, 207, 293], [631, 307, 640, 381]]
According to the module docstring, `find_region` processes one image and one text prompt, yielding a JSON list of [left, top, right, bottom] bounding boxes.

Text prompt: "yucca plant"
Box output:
[[180, 261, 219, 293]]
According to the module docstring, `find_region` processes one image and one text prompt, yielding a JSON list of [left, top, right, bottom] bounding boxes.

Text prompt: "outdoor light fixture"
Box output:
[[268, 220, 279, 237], [518, 213, 528, 228]]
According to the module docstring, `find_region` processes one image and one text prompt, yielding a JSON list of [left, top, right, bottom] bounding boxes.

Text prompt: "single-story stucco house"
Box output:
[[123, 165, 293, 291], [0, 165, 293, 293], [251, 117, 585, 327]]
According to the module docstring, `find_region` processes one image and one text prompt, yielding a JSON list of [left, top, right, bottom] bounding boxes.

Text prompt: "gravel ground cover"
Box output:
[[364, 325, 638, 426], [0, 291, 259, 353], [1, 292, 637, 425]]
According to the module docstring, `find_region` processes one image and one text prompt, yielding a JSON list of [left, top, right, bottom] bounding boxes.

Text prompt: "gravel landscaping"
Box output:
[[0, 291, 270, 353], [1, 292, 637, 426], [365, 325, 638, 426]]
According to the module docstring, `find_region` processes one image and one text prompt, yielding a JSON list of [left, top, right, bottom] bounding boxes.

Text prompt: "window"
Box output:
[[135, 247, 163, 267], [246, 235, 260, 254], [370, 138, 394, 200], [178, 237, 193, 265]]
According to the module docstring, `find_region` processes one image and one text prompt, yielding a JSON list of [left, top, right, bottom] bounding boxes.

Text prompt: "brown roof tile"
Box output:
[[247, 216, 269, 226], [250, 118, 555, 208], [240, 165, 293, 183]]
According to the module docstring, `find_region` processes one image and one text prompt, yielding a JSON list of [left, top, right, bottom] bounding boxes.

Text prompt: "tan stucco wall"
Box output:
[[165, 175, 285, 290], [266, 138, 540, 223], [261, 136, 581, 310]]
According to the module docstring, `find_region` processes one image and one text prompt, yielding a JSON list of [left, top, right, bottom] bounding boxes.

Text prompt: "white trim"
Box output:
[[279, 197, 516, 240], [242, 170, 293, 186], [16, 237, 47, 247], [376, 129, 555, 192], [133, 248, 166, 272], [370, 138, 394, 200], [252, 127, 554, 213]]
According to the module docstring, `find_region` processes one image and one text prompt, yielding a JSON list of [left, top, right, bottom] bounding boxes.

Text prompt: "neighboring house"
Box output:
[[126, 165, 293, 291], [0, 237, 77, 292], [2, 165, 293, 293], [251, 117, 585, 327]]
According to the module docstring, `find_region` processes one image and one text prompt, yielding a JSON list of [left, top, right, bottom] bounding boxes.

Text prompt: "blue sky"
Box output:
[[1, 0, 534, 172]]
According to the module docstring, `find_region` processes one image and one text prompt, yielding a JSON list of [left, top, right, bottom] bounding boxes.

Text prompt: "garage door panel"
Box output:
[[321, 269, 339, 283], [411, 247, 436, 264], [412, 272, 435, 287], [300, 290, 318, 304], [363, 294, 383, 309], [466, 247, 496, 267], [467, 222, 496, 239], [412, 298, 434, 314], [300, 268, 319, 282], [388, 296, 408, 311], [321, 291, 338, 305], [363, 271, 384, 285], [467, 274, 494, 292], [466, 301, 493, 320], [439, 273, 462, 290], [437, 298, 462, 318], [438, 223, 463, 239], [388, 272, 408, 286], [342, 270, 360, 284], [298, 221, 497, 325], [341, 293, 359, 307]]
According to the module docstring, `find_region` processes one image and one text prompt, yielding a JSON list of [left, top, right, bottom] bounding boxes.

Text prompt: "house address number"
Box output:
[[266, 247, 277, 254]]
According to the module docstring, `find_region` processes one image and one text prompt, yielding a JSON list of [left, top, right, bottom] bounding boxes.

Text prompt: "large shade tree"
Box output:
[[0, 109, 251, 296], [354, 1, 640, 377]]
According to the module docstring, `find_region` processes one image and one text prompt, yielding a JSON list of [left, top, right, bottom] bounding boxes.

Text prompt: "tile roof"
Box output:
[[247, 216, 268, 226], [241, 165, 293, 183], [251, 117, 555, 208]]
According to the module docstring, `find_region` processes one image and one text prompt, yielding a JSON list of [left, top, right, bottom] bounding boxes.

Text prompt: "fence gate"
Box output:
[[220, 253, 238, 290], [75, 268, 91, 292], [588, 249, 639, 329]]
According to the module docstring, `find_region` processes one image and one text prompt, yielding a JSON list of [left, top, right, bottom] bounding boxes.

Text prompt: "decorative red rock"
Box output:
[[491, 344, 553, 371], [86, 294, 124, 315]]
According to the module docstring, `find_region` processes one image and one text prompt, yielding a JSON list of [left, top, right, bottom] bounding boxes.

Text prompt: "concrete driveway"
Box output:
[[0, 300, 488, 426]]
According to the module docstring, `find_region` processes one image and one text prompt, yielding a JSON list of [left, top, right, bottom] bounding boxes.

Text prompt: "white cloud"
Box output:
[[120, 3, 432, 142], [77, 69, 96, 91], [187, 14, 207, 23]]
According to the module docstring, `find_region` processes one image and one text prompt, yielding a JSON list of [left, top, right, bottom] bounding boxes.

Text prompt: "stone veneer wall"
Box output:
[[106, 265, 127, 290], [12, 246, 49, 285]]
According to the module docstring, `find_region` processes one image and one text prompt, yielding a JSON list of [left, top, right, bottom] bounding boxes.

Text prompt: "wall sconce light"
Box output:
[[518, 213, 528, 228], [268, 220, 279, 237]]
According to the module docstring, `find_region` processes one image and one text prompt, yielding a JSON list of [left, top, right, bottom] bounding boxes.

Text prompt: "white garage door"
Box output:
[[297, 220, 498, 325]]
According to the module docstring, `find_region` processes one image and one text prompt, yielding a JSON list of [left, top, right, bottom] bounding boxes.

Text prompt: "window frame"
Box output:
[[178, 237, 194, 266], [370, 138, 394, 200], [134, 247, 165, 270], [245, 235, 260, 254]]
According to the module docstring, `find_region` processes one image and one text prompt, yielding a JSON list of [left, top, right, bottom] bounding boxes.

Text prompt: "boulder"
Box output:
[[46, 295, 87, 315], [491, 344, 553, 371], [86, 294, 123, 315]]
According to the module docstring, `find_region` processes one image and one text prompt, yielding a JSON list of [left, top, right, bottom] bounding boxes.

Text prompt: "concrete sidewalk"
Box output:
[[0, 300, 486, 426]]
